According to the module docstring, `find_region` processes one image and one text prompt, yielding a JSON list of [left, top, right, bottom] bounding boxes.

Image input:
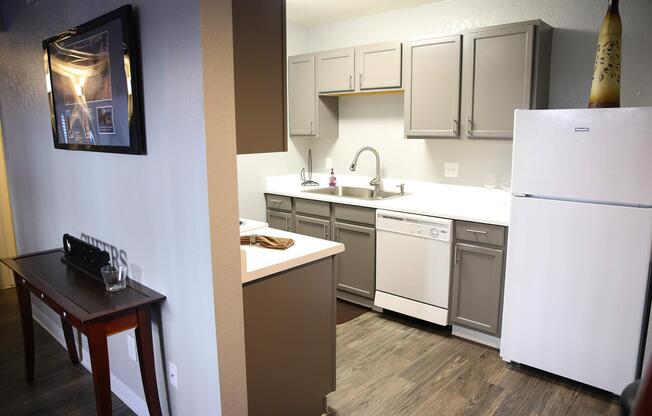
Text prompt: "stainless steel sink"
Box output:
[[302, 186, 403, 200]]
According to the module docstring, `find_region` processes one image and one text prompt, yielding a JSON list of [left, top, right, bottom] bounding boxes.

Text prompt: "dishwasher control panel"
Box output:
[[376, 210, 452, 242]]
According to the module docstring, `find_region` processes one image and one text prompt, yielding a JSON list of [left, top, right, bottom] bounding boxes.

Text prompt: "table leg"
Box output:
[[61, 317, 80, 365], [14, 273, 34, 382], [135, 306, 163, 416], [87, 322, 112, 416]]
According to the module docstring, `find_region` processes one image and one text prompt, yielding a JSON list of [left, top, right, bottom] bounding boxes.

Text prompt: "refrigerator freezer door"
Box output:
[[501, 196, 652, 394], [512, 108, 652, 206]]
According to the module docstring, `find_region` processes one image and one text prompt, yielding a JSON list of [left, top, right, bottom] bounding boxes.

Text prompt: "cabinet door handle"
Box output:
[[454, 244, 460, 264], [285, 217, 290, 231], [324, 224, 330, 240], [467, 117, 473, 136], [452, 118, 459, 136], [270, 199, 282, 204], [359, 73, 363, 88], [348, 74, 352, 89], [466, 229, 488, 235]]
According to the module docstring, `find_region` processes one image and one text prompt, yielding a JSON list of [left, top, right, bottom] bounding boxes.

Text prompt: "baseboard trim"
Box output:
[[31, 306, 149, 416], [452, 324, 501, 349], [336, 289, 374, 309]]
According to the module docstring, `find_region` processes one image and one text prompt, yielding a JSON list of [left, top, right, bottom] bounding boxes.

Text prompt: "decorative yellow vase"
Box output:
[[588, 0, 622, 108]]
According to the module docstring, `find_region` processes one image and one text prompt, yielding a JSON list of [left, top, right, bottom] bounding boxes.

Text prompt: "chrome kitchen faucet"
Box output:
[[349, 147, 382, 195]]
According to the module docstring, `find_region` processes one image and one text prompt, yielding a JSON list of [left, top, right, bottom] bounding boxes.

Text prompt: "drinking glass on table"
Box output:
[[101, 264, 128, 292]]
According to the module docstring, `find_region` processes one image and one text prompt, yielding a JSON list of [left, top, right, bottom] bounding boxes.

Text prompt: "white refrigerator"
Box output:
[[500, 107, 652, 394]]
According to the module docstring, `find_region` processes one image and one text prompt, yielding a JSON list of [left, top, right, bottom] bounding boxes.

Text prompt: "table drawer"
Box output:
[[17, 277, 83, 329], [295, 198, 330, 218], [265, 194, 292, 212], [333, 204, 375, 226], [455, 221, 506, 247]]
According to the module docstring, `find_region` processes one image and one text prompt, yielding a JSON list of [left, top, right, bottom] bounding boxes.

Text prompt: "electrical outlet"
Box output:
[[127, 334, 138, 362], [444, 162, 459, 178], [169, 362, 178, 389]]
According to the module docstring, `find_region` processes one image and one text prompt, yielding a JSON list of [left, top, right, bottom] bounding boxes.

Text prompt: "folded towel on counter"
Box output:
[[240, 234, 295, 250]]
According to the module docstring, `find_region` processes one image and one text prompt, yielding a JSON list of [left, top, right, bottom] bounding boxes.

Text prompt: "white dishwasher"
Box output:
[[375, 210, 453, 326]]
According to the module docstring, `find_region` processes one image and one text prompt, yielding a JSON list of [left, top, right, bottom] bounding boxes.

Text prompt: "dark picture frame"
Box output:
[[43, 5, 146, 155]]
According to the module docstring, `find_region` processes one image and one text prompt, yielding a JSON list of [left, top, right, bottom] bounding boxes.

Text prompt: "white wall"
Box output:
[[0, 1, 221, 414], [238, 0, 652, 221]]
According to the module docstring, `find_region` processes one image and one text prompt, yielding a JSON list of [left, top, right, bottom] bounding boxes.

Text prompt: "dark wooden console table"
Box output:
[[2, 249, 166, 416]]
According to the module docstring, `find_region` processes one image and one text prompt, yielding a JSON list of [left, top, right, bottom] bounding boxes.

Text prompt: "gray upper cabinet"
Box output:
[[356, 42, 402, 90], [288, 54, 339, 139], [462, 21, 552, 139], [295, 215, 331, 240], [450, 243, 504, 335], [404, 35, 462, 138], [232, 0, 286, 154], [317, 48, 355, 93], [288, 55, 317, 136], [333, 221, 376, 299]]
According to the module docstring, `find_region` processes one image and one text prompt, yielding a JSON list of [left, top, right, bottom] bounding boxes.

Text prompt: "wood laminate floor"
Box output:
[[329, 311, 621, 416], [0, 285, 622, 415], [0, 288, 135, 416]]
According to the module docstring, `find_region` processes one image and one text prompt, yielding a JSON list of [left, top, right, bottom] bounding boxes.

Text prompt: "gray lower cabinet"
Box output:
[[295, 214, 331, 240], [333, 221, 376, 299], [451, 220, 507, 336], [243, 256, 336, 416], [266, 209, 292, 232], [265, 195, 378, 305]]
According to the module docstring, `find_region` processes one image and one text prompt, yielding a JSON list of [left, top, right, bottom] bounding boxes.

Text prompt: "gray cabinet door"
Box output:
[[333, 221, 375, 299], [355, 42, 402, 90], [463, 24, 534, 138], [288, 54, 317, 136], [266, 210, 293, 232], [404, 35, 461, 137], [243, 257, 335, 415], [451, 243, 504, 335], [295, 215, 331, 240], [317, 48, 355, 93], [232, 0, 287, 154]]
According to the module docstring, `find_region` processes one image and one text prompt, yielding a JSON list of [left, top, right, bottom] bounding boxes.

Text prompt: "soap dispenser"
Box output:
[[329, 168, 337, 187]]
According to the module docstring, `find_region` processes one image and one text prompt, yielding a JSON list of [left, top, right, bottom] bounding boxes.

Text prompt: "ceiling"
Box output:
[[286, 0, 443, 27]]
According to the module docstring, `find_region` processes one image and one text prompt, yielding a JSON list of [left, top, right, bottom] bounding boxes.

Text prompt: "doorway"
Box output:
[[0, 121, 17, 289]]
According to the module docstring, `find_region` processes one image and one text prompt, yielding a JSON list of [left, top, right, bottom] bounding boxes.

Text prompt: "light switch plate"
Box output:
[[444, 162, 459, 178]]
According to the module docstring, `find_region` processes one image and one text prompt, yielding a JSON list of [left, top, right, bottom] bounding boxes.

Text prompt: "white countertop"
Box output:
[[239, 218, 268, 233], [266, 174, 511, 226], [240, 226, 345, 284]]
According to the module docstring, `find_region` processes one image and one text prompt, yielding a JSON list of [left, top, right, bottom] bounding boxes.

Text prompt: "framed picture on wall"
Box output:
[[42, 5, 146, 155]]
